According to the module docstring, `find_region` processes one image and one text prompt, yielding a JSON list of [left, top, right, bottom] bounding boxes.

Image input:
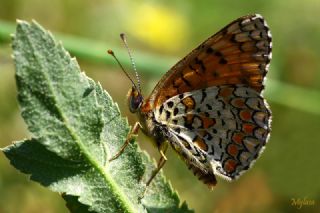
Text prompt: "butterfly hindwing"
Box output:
[[154, 85, 271, 182]]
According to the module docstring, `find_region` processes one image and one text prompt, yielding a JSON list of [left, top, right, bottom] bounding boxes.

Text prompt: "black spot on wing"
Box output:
[[173, 107, 179, 116], [159, 105, 164, 114], [201, 89, 207, 104], [167, 101, 174, 108]]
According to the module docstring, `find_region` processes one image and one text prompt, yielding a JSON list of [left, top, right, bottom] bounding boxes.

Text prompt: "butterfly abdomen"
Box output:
[[187, 161, 217, 189]]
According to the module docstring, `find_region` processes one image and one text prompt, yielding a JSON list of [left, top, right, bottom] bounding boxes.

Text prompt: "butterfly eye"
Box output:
[[128, 87, 143, 113]]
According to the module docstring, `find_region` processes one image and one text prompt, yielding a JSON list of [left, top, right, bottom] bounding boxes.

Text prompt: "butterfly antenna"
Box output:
[[120, 33, 141, 93], [107, 49, 138, 89]]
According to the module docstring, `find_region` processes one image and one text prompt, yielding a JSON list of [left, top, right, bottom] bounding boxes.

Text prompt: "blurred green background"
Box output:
[[0, 0, 320, 213]]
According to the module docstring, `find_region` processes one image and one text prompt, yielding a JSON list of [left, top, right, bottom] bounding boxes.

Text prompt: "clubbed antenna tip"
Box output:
[[107, 49, 114, 55], [107, 49, 137, 89]]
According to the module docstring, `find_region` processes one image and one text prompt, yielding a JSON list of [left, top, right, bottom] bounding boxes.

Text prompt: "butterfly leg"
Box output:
[[109, 122, 141, 162], [138, 144, 168, 200], [146, 143, 168, 186]]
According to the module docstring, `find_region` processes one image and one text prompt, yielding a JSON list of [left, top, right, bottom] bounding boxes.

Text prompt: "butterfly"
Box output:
[[109, 14, 272, 189]]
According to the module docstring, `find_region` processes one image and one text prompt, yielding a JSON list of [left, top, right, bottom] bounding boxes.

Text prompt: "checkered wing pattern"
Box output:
[[154, 85, 271, 186]]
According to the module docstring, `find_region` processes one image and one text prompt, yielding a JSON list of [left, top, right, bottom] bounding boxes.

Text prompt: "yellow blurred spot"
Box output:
[[127, 4, 188, 52]]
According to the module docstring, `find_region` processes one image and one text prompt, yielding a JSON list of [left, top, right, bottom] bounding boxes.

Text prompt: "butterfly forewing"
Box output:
[[145, 14, 272, 109]]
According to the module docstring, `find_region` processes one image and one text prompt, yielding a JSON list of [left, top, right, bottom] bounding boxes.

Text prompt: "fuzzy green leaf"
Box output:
[[2, 20, 193, 213]]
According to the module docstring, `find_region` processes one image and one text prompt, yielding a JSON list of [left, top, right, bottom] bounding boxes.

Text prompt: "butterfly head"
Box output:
[[127, 86, 143, 113]]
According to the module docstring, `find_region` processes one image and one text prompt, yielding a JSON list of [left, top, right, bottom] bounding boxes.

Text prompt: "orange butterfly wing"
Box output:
[[142, 14, 272, 111]]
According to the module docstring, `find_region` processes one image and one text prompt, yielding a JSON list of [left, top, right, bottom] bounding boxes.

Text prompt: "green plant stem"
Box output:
[[0, 19, 319, 115]]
